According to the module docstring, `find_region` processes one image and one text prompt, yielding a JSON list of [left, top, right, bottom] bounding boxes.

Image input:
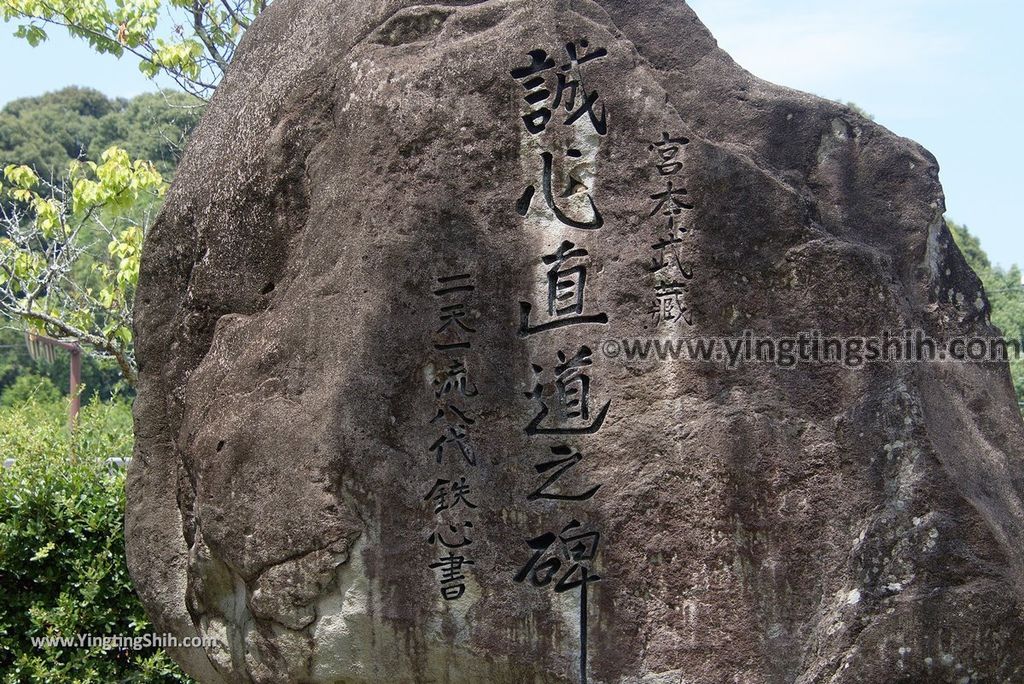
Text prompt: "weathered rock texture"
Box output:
[[126, 1, 1024, 682]]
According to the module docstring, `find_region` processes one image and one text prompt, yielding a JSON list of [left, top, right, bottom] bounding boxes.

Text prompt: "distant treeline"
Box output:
[[0, 86, 202, 181]]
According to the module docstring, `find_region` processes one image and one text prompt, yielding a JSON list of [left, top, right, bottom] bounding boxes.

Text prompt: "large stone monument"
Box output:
[[126, 1, 1024, 682]]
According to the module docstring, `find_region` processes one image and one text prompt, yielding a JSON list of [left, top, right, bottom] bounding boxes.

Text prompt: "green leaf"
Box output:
[[4, 164, 39, 189], [14, 24, 48, 46]]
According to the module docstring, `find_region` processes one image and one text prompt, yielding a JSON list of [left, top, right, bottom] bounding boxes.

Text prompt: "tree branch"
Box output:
[[191, 0, 230, 72], [4, 3, 218, 97], [1, 304, 138, 386], [219, 0, 250, 29]]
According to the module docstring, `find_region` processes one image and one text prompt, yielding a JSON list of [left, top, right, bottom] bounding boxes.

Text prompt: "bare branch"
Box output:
[[191, 1, 230, 72], [219, 0, 250, 29], [0, 304, 137, 386]]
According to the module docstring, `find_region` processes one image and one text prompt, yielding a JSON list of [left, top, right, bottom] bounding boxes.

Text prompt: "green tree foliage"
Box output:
[[2, 0, 266, 99], [0, 398, 190, 682], [0, 372, 59, 406], [0, 88, 201, 394], [948, 219, 1024, 404], [0, 0, 231, 387], [1, 147, 165, 386]]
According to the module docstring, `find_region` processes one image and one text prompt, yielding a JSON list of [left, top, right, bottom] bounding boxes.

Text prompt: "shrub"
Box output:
[[0, 398, 190, 682]]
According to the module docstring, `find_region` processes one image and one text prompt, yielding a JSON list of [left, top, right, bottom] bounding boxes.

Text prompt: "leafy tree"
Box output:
[[0, 89, 201, 394], [0, 148, 164, 386], [0, 0, 230, 388], [948, 219, 991, 273], [1, 0, 267, 99], [92, 92, 202, 176]]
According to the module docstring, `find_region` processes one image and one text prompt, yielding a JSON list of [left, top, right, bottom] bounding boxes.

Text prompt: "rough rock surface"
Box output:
[[126, 1, 1024, 682]]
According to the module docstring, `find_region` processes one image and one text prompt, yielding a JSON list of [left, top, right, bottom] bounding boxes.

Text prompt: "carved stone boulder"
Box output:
[[127, 1, 1024, 682]]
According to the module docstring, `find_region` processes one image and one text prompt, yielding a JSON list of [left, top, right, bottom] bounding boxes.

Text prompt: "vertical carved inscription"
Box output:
[[425, 273, 480, 601], [510, 40, 611, 684]]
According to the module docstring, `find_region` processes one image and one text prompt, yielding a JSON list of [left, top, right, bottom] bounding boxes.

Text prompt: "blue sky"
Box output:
[[0, 1, 1020, 269]]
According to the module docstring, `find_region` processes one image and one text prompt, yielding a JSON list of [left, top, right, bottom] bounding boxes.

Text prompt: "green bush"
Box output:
[[0, 398, 190, 682]]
